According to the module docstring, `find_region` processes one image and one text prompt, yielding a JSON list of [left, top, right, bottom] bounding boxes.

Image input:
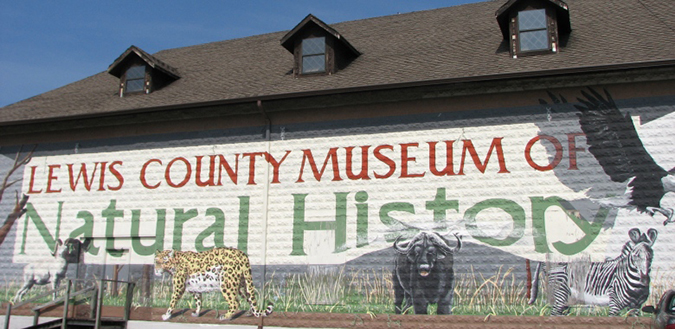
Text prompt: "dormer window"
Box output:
[[108, 45, 180, 97], [124, 65, 146, 93], [518, 9, 548, 52], [301, 37, 326, 74], [496, 0, 571, 58], [281, 15, 360, 77]]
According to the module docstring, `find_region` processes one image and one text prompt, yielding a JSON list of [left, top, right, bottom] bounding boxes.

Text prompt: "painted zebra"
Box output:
[[529, 228, 657, 315]]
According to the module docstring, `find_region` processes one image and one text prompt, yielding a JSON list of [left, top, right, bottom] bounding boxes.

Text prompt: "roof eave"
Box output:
[[4, 59, 674, 128]]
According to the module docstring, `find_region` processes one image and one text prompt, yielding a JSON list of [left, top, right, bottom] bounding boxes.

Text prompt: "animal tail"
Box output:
[[528, 261, 542, 305], [242, 258, 273, 317]]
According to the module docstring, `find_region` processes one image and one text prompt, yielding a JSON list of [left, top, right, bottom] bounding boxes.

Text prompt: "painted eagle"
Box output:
[[543, 88, 675, 225]]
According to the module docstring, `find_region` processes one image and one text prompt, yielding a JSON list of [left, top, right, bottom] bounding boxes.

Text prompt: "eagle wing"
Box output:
[[575, 88, 667, 211], [575, 88, 666, 182]]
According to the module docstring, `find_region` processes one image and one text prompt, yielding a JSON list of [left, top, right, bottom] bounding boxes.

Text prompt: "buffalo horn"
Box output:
[[436, 232, 461, 254], [393, 233, 423, 254]]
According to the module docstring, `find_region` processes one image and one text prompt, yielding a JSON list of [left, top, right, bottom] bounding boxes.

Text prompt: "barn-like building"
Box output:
[[1, 0, 674, 327]]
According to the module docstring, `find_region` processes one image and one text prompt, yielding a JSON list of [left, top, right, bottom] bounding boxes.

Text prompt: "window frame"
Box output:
[[300, 36, 327, 74], [517, 9, 550, 53], [123, 65, 147, 94]]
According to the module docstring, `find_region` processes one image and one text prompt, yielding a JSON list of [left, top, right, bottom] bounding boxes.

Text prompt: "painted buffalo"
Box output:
[[393, 231, 462, 314]]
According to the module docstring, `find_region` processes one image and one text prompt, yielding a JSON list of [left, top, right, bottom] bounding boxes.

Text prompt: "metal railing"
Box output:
[[4, 279, 135, 329]]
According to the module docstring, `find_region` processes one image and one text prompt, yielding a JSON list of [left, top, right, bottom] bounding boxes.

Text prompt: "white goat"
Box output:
[[13, 237, 91, 303]]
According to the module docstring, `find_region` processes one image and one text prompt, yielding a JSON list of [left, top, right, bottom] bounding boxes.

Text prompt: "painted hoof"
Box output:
[[161, 313, 172, 321], [191, 312, 200, 317]]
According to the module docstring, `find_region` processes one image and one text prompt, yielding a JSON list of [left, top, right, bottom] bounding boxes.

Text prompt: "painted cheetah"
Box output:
[[154, 247, 273, 321]]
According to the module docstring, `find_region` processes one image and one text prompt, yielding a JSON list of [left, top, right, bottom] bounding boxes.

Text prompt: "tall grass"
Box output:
[[265, 267, 394, 314], [2, 265, 668, 317], [452, 265, 533, 316], [648, 267, 675, 307]]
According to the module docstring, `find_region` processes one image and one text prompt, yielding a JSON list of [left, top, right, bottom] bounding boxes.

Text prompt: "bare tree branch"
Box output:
[[0, 145, 37, 247], [0, 193, 29, 246], [0, 145, 36, 204]]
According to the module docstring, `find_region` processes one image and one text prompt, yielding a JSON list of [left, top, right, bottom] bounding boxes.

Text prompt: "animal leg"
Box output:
[[219, 272, 240, 320], [437, 289, 454, 315], [240, 267, 272, 317], [392, 272, 407, 314], [549, 280, 571, 315], [608, 290, 623, 316], [412, 299, 428, 315], [51, 278, 61, 300], [162, 277, 186, 321], [192, 293, 202, 317], [13, 281, 34, 303], [548, 265, 571, 316]]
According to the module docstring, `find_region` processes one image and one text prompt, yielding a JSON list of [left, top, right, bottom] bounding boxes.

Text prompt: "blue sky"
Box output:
[[0, 1, 483, 107]]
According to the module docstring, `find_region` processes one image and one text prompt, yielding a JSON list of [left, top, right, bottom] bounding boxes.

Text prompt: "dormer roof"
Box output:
[[107, 45, 180, 80], [495, 0, 571, 40], [280, 14, 360, 57]]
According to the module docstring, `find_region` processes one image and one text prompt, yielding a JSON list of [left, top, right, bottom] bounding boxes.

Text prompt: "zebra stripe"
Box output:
[[530, 228, 657, 316]]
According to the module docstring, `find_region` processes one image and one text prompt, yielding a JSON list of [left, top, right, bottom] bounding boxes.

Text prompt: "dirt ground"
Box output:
[[2, 302, 654, 329]]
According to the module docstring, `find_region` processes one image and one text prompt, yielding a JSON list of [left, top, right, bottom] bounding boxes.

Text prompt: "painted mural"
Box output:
[[0, 87, 673, 321]]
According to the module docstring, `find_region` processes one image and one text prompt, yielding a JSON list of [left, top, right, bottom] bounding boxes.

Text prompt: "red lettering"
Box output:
[[140, 159, 162, 189], [459, 138, 510, 174], [67, 163, 98, 191], [27, 166, 43, 194], [217, 154, 239, 185], [46, 164, 62, 193], [242, 152, 264, 185], [265, 151, 291, 184], [373, 145, 395, 179], [195, 156, 216, 187], [296, 148, 342, 183], [345, 146, 370, 180], [524, 135, 563, 171], [107, 161, 124, 191], [429, 141, 456, 176], [400, 143, 425, 178], [165, 157, 191, 188], [567, 133, 585, 170], [97, 162, 108, 191]]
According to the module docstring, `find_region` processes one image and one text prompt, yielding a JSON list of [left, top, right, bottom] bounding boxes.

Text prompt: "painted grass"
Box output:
[[1, 266, 663, 317]]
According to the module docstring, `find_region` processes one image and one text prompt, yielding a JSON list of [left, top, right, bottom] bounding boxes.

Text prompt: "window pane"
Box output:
[[302, 37, 325, 56], [520, 30, 549, 51], [126, 78, 144, 92], [302, 54, 325, 73], [519, 9, 546, 31], [126, 65, 145, 79]]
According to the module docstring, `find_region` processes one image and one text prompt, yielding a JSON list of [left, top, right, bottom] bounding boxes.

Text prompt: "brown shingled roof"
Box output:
[[2, 0, 674, 125]]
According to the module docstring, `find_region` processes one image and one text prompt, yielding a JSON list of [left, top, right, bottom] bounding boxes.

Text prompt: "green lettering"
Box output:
[[238, 196, 249, 253], [172, 208, 198, 251], [291, 193, 347, 255], [70, 211, 99, 255], [102, 200, 124, 257], [379, 202, 416, 242], [20, 202, 62, 254], [131, 209, 166, 255], [355, 191, 369, 248], [195, 208, 225, 252], [464, 198, 525, 246], [425, 188, 458, 230]]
